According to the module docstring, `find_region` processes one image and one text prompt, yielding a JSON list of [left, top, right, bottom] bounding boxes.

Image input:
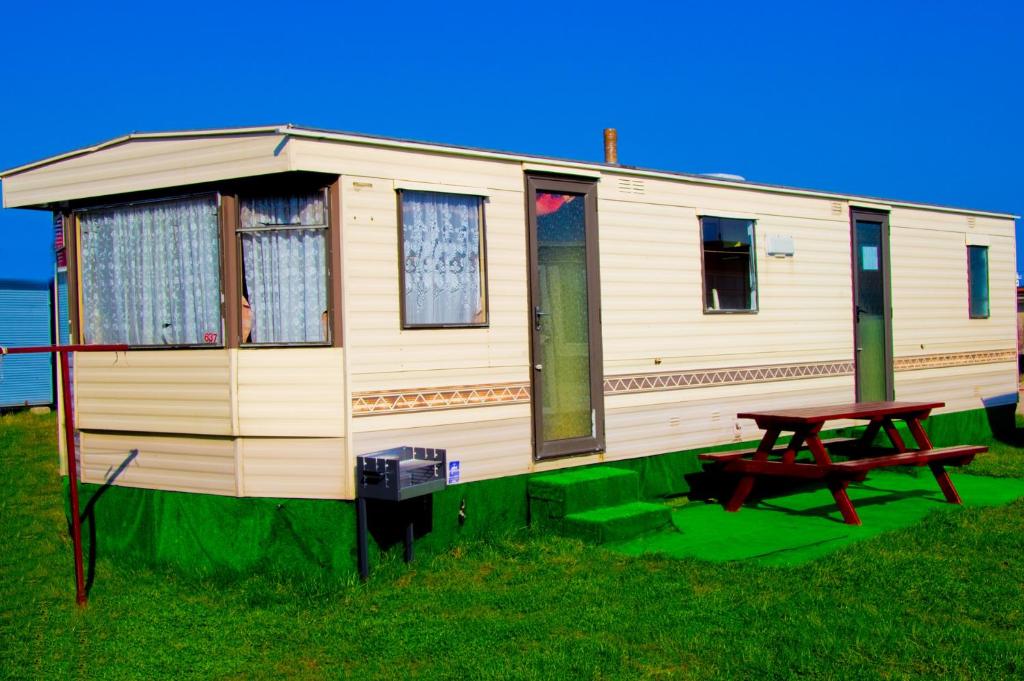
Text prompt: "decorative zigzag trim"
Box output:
[[603, 360, 854, 395], [893, 349, 1016, 372], [350, 350, 1015, 415]]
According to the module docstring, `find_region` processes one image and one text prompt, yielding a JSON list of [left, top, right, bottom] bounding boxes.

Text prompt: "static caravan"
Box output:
[[0, 125, 1017, 574]]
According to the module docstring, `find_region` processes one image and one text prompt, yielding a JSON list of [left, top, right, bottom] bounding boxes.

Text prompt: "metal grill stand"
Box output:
[[355, 447, 446, 580]]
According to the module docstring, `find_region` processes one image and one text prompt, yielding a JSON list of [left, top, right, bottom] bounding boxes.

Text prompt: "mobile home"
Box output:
[[0, 125, 1016, 573]]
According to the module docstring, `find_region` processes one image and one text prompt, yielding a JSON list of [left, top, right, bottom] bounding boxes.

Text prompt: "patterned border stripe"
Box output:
[[603, 360, 854, 395], [350, 350, 1016, 415], [352, 382, 531, 415], [893, 349, 1017, 372]]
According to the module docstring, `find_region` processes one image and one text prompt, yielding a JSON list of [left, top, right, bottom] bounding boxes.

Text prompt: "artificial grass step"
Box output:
[[562, 501, 672, 544], [528, 467, 641, 527]]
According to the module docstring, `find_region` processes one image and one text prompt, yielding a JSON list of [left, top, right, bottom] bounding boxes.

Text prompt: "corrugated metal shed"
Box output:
[[0, 279, 54, 408]]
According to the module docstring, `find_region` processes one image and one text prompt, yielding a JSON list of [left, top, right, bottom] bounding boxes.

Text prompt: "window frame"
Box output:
[[235, 187, 334, 348], [73, 192, 226, 349], [698, 214, 759, 314], [396, 189, 490, 330], [967, 244, 990, 319]]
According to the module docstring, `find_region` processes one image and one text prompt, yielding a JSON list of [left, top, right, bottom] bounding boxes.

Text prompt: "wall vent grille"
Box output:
[[617, 178, 646, 195], [830, 201, 844, 216]]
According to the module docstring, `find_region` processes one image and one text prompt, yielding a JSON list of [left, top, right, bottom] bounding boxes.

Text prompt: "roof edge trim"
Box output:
[[0, 125, 287, 178]]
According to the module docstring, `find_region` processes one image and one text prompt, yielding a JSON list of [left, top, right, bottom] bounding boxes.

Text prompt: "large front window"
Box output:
[[78, 195, 222, 345], [239, 192, 329, 344]]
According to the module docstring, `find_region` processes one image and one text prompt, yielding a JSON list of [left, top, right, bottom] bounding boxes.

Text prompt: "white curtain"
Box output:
[[240, 193, 328, 343], [401, 191, 484, 326], [79, 196, 221, 345]]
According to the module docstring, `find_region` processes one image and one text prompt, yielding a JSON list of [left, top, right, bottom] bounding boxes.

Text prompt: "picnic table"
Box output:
[[699, 401, 987, 525]]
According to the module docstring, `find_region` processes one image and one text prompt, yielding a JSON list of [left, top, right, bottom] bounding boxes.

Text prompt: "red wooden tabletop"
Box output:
[[737, 401, 944, 425]]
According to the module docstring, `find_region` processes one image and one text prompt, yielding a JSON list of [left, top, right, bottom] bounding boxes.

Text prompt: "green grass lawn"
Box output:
[[2, 411, 1023, 680]]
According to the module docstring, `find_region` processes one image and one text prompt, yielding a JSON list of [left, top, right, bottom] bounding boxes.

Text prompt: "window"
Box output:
[[701, 216, 757, 312], [239, 191, 329, 344], [78, 195, 221, 346], [968, 245, 989, 318], [399, 190, 487, 327]]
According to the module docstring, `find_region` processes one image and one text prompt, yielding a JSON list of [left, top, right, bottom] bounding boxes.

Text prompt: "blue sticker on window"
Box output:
[[448, 461, 460, 484]]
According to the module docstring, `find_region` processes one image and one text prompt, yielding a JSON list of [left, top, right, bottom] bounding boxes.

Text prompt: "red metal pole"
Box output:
[[59, 350, 87, 606], [0, 343, 128, 606]]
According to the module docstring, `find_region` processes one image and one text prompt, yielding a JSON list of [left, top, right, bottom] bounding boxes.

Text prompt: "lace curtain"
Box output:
[[240, 192, 328, 343], [79, 195, 221, 345], [401, 191, 484, 326]]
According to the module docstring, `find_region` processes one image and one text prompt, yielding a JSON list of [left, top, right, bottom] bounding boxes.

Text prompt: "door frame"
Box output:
[[850, 207, 894, 402], [525, 174, 605, 460]]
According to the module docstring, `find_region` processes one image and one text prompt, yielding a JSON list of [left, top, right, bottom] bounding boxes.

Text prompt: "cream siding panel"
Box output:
[[288, 138, 523, 192], [239, 437, 347, 499], [353, 418, 532, 485], [895, 362, 1017, 414], [598, 195, 854, 374], [352, 404, 531, 433], [235, 348, 345, 437], [890, 207, 1015, 237], [891, 229, 1016, 355], [605, 378, 858, 461], [79, 431, 236, 495], [75, 350, 233, 435], [342, 174, 529, 390], [3, 135, 290, 207], [603, 173, 847, 221]]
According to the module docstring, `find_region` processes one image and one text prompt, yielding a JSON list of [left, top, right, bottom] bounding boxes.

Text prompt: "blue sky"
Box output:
[[1, 0, 1021, 281]]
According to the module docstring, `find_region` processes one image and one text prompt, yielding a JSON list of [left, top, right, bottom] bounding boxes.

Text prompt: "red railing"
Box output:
[[1, 344, 129, 605]]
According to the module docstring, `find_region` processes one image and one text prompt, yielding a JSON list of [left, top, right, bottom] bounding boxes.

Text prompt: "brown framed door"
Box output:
[[850, 208, 894, 402], [526, 175, 605, 460]]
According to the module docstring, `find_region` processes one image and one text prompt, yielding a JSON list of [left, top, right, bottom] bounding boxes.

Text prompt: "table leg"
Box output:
[[828, 481, 862, 525], [804, 425, 831, 465], [929, 463, 962, 504], [782, 433, 805, 464], [906, 415, 934, 450], [880, 418, 907, 452], [725, 427, 780, 512], [859, 418, 884, 449]]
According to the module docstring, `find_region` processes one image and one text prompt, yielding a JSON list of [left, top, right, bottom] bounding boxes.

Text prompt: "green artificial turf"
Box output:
[[3, 410, 1024, 679], [611, 470, 1024, 566]]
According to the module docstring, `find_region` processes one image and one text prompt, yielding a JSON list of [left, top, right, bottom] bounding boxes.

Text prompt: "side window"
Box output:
[[968, 245, 990, 319], [78, 195, 222, 346], [700, 216, 758, 312], [399, 190, 487, 328], [239, 191, 329, 344]]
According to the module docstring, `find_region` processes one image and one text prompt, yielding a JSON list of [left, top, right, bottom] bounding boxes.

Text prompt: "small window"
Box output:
[[701, 216, 757, 312], [78, 195, 222, 346], [239, 191, 329, 344], [968, 245, 989, 319], [399, 190, 487, 328]]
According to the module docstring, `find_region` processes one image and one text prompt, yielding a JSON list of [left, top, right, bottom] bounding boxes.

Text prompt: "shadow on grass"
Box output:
[[756, 487, 937, 522], [75, 448, 138, 597]]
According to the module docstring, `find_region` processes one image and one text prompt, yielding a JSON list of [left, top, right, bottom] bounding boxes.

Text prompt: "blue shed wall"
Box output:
[[0, 280, 54, 408]]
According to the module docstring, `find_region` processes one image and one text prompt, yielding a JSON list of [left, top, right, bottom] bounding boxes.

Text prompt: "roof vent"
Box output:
[[702, 173, 746, 182]]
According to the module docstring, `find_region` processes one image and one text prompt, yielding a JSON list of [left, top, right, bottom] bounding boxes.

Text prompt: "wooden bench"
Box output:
[[698, 437, 859, 464], [828, 445, 986, 473]]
